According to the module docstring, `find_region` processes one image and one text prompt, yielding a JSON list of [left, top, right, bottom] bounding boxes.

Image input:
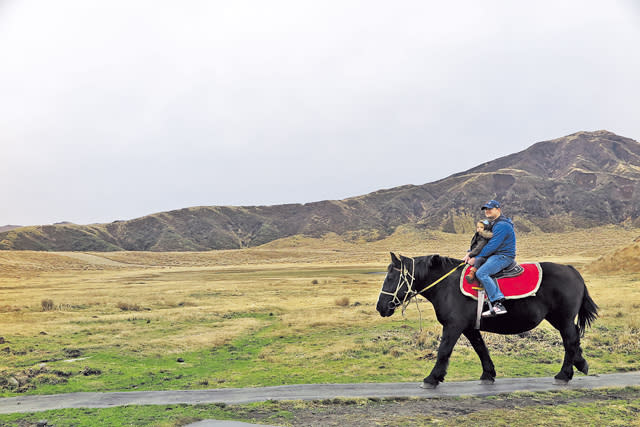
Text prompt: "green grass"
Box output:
[[4, 313, 637, 398], [0, 403, 242, 427], [1, 388, 639, 426]]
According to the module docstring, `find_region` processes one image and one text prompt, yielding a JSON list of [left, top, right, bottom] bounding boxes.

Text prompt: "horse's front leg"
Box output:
[[463, 328, 496, 384], [421, 326, 463, 388]]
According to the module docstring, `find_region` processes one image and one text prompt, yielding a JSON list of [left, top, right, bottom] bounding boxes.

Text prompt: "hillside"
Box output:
[[1, 130, 639, 251], [588, 236, 640, 274]]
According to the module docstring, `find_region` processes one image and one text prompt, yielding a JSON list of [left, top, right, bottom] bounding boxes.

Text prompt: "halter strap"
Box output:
[[380, 258, 466, 314], [379, 257, 416, 310]]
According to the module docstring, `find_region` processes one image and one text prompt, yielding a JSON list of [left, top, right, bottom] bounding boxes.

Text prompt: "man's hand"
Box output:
[[468, 257, 476, 266], [463, 254, 471, 264]]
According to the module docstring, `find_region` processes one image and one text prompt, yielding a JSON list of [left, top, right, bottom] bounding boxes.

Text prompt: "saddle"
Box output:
[[461, 262, 543, 328], [460, 262, 543, 301], [493, 260, 524, 279]]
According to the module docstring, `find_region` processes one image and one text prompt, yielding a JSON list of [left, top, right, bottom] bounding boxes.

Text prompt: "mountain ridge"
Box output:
[[2, 130, 639, 251]]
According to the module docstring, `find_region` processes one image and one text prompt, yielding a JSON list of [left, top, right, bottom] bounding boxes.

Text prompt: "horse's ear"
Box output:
[[429, 254, 441, 267], [390, 252, 401, 267]]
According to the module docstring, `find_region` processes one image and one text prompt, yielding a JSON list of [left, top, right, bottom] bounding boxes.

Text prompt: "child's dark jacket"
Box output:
[[467, 229, 494, 258]]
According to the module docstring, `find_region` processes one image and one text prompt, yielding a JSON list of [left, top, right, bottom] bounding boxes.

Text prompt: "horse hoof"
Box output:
[[576, 360, 589, 375], [420, 382, 438, 389], [480, 379, 495, 385], [553, 378, 569, 385]]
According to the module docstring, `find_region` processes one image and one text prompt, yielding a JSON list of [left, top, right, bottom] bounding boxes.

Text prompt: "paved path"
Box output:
[[1, 372, 639, 414]]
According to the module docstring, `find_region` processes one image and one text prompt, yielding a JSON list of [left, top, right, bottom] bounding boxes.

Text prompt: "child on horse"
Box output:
[[464, 219, 493, 284]]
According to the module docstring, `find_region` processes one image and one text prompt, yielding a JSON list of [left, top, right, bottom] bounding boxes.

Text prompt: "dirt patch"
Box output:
[[236, 387, 640, 426], [0, 366, 73, 393]]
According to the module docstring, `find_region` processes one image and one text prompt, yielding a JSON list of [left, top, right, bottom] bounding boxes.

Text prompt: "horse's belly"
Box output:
[[480, 314, 543, 335]]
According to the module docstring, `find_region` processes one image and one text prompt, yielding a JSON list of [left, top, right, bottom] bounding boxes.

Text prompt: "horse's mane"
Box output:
[[414, 254, 463, 278]]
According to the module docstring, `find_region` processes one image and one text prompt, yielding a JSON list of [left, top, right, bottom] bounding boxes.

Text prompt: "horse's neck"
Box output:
[[415, 257, 461, 298]]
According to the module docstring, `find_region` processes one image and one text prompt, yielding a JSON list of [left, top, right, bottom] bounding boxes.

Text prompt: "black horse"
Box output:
[[376, 253, 598, 388]]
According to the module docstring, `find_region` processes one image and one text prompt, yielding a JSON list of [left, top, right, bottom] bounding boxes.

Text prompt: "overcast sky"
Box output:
[[1, 1, 639, 226]]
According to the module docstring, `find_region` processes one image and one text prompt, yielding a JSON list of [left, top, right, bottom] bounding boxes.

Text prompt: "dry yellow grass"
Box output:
[[589, 240, 640, 274], [0, 225, 638, 375]]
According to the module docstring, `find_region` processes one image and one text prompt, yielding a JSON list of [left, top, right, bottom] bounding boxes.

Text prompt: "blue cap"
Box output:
[[481, 200, 501, 210]]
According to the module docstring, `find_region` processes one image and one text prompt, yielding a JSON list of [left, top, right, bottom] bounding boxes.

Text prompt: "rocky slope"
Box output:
[[1, 130, 638, 251]]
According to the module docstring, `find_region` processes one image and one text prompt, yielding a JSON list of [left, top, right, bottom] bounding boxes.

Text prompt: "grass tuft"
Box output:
[[41, 299, 54, 311], [116, 301, 142, 311], [334, 297, 350, 307]]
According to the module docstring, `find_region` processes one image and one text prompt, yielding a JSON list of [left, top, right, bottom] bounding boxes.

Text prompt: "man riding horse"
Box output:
[[377, 198, 597, 387], [462, 199, 516, 317]]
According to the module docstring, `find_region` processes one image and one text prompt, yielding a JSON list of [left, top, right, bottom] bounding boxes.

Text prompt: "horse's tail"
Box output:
[[570, 265, 598, 337]]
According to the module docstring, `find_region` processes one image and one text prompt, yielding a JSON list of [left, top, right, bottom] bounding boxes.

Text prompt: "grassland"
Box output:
[[1, 226, 639, 425]]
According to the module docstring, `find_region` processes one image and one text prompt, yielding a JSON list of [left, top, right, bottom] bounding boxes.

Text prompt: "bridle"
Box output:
[[380, 257, 466, 314], [379, 257, 417, 313]]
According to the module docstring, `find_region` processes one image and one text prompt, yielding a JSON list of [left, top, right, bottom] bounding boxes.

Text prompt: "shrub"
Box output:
[[117, 302, 141, 311], [334, 297, 350, 307], [41, 299, 54, 311], [80, 366, 102, 376], [35, 373, 68, 385]]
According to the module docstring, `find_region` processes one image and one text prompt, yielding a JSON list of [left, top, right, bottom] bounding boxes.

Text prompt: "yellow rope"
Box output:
[[421, 262, 466, 292]]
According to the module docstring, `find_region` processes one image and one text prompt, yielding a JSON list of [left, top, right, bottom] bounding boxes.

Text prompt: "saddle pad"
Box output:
[[460, 263, 542, 301]]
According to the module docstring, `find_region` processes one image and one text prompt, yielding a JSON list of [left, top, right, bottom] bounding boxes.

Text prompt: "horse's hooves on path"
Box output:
[[480, 379, 495, 385], [420, 382, 438, 389], [576, 361, 589, 375], [553, 379, 570, 385]]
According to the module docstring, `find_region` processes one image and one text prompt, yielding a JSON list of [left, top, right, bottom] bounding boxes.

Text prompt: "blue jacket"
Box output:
[[476, 216, 516, 260]]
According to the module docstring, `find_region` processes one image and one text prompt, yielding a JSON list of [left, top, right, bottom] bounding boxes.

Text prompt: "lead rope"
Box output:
[[413, 293, 424, 331], [402, 261, 466, 331]]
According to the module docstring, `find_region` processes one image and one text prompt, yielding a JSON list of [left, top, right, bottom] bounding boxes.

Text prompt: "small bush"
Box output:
[[390, 349, 403, 357], [63, 348, 82, 358], [41, 299, 54, 311], [80, 366, 102, 376], [311, 279, 319, 285], [35, 373, 68, 385], [334, 297, 350, 307], [117, 302, 141, 311]]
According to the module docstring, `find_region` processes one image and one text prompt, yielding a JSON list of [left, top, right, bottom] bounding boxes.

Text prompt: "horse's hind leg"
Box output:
[[551, 320, 581, 383], [572, 324, 589, 375], [463, 328, 496, 384]]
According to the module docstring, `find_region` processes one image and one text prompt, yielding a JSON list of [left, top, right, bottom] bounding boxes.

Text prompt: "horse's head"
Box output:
[[376, 252, 416, 317]]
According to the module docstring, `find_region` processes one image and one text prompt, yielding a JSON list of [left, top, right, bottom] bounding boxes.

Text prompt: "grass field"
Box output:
[[1, 226, 639, 425]]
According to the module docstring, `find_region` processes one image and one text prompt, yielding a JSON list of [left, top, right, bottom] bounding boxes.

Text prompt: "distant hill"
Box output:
[[588, 239, 640, 274], [1, 130, 639, 251], [0, 225, 21, 233]]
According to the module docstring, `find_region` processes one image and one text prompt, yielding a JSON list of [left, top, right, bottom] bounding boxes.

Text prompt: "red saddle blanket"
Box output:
[[460, 263, 542, 300]]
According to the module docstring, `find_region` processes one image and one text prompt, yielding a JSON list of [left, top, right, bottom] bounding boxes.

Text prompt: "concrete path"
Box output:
[[1, 372, 639, 414]]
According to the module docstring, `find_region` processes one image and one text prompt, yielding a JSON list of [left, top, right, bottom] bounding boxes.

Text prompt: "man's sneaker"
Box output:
[[482, 302, 507, 317]]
